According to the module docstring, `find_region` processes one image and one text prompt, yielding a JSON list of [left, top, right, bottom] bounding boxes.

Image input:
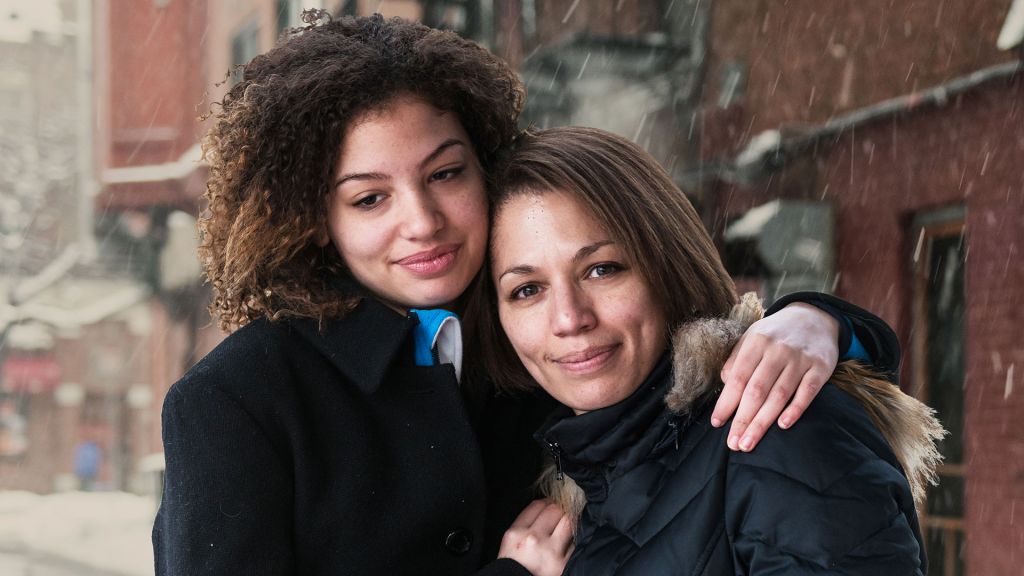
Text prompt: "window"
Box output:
[[276, 0, 294, 34], [338, 0, 358, 17], [910, 206, 966, 576], [230, 18, 261, 82], [277, 0, 325, 34], [423, 0, 490, 43]]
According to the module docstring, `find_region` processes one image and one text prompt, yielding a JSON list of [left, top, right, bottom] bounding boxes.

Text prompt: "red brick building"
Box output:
[[94, 0, 213, 488], [825, 71, 1022, 576], [696, 2, 1024, 574]]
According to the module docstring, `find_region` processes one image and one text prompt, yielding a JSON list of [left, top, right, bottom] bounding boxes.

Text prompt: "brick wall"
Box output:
[[704, 0, 1013, 135], [711, 72, 1023, 576], [820, 78, 1024, 575], [105, 0, 208, 168], [698, 2, 1023, 572]]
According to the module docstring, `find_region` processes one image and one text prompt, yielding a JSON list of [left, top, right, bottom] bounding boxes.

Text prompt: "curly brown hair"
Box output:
[[200, 12, 525, 331]]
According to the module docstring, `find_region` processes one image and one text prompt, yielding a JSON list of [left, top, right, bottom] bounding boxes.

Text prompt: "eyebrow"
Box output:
[[496, 240, 614, 282], [333, 139, 466, 188], [572, 240, 613, 263]]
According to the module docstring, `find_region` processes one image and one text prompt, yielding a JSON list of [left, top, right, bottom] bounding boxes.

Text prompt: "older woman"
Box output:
[[477, 127, 943, 575]]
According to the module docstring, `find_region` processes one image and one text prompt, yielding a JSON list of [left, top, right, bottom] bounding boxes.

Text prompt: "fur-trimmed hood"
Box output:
[[540, 293, 945, 524]]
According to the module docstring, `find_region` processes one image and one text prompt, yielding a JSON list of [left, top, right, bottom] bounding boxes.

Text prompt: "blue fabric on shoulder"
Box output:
[[409, 308, 464, 382], [842, 316, 871, 363], [409, 308, 459, 366]]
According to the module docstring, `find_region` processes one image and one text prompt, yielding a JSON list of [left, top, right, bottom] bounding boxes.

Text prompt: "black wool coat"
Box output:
[[152, 298, 550, 576]]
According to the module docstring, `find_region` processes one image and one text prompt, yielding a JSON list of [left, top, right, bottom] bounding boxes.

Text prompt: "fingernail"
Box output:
[[779, 417, 791, 429], [711, 417, 723, 427], [728, 435, 739, 450], [740, 436, 753, 451]]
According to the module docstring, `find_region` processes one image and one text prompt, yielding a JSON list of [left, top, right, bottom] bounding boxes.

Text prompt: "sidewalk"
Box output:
[[0, 491, 154, 576]]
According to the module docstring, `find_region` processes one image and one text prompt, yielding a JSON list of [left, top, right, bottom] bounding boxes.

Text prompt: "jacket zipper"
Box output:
[[547, 441, 564, 481], [667, 417, 680, 450]]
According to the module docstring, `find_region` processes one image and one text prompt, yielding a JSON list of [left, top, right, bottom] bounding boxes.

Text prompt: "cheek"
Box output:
[[618, 291, 666, 358], [328, 212, 382, 270], [498, 305, 539, 363], [455, 193, 489, 238], [637, 310, 668, 360], [464, 210, 489, 249]]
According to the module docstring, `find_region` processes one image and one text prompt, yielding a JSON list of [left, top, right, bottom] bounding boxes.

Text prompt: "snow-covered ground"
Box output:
[[0, 491, 155, 576]]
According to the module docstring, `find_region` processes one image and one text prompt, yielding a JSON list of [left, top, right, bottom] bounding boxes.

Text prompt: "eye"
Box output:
[[353, 193, 385, 209], [429, 166, 464, 183], [510, 283, 541, 300], [587, 262, 623, 279]]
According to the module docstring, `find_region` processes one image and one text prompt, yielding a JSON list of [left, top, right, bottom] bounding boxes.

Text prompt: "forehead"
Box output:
[[498, 187, 603, 222], [492, 191, 610, 254], [338, 97, 471, 166]]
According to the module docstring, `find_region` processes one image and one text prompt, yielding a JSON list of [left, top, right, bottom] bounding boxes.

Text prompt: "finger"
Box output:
[[723, 333, 762, 386], [727, 355, 784, 451], [529, 502, 568, 535], [736, 363, 804, 451], [720, 337, 739, 380], [778, 366, 829, 429], [510, 499, 549, 528], [551, 513, 575, 554], [711, 378, 742, 428], [712, 334, 761, 426], [712, 340, 742, 426]]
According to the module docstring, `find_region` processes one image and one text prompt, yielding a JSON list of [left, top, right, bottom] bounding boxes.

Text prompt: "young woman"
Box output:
[[153, 13, 903, 576], [479, 126, 943, 575]]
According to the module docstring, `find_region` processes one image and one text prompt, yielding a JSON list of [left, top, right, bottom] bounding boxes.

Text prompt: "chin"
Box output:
[[409, 288, 462, 310], [564, 392, 624, 415]]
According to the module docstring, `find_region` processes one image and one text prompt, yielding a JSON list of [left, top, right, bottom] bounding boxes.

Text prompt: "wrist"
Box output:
[[779, 300, 848, 354]]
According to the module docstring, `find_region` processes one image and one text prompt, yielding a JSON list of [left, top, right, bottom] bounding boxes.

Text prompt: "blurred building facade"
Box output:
[[0, 0, 153, 495], [1, 0, 214, 496]]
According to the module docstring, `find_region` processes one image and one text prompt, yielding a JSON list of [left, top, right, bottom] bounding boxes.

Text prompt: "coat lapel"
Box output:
[[290, 298, 418, 395]]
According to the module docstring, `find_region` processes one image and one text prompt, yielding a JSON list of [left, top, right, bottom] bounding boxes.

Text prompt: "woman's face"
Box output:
[[325, 96, 489, 311], [491, 191, 668, 414]]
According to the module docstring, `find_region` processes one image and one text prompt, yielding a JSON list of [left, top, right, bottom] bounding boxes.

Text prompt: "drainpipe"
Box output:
[[76, 0, 96, 263]]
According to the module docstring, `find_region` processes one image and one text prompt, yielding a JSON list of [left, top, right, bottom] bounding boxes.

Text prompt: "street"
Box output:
[[0, 549, 134, 576], [0, 491, 154, 576]]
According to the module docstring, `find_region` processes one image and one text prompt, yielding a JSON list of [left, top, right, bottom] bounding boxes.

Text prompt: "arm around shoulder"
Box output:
[[766, 291, 901, 378]]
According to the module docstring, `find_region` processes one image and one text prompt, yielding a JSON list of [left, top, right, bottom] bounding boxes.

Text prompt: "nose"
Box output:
[[400, 186, 444, 240], [550, 283, 596, 337]]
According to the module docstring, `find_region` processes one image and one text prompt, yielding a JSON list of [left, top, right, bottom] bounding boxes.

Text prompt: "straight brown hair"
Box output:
[[466, 126, 738, 393]]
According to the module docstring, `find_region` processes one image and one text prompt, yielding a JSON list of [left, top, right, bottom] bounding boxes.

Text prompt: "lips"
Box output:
[[395, 245, 460, 276], [552, 344, 619, 375]]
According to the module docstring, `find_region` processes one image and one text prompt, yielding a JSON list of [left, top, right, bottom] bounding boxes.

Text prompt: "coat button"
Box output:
[[444, 529, 473, 555]]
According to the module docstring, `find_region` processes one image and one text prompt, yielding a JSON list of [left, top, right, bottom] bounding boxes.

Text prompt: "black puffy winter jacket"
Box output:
[[536, 296, 941, 575]]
